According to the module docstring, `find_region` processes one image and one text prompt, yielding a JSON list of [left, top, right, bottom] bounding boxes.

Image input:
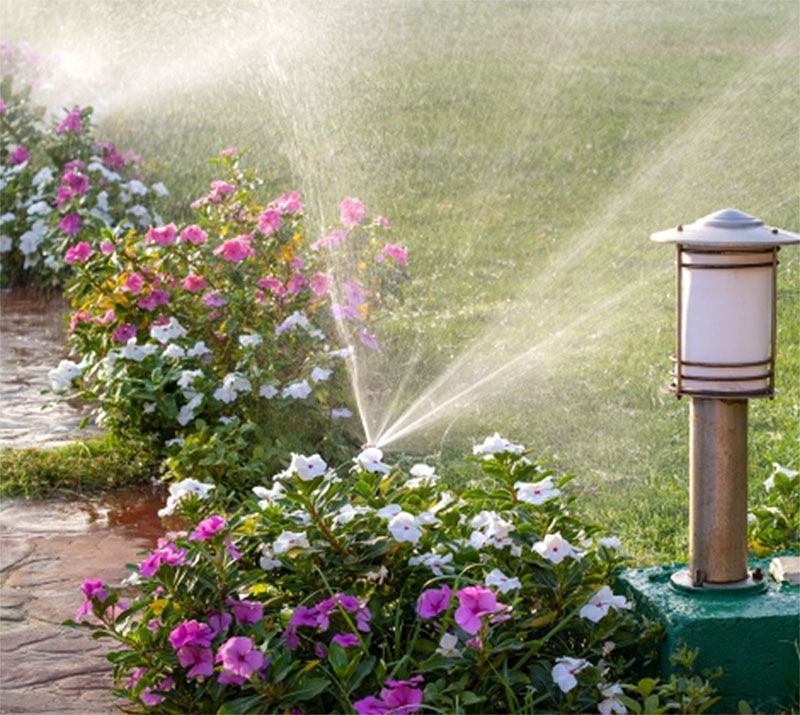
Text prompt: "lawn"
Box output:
[[2, 0, 798, 562]]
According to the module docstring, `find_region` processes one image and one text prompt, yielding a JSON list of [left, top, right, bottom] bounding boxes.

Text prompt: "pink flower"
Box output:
[[336, 594, 360, 612], [219, 146, 238, 156], [64, 159, 85, 172], [81, 579, 109, 601], [63, 170, 89, 195], [56, 107, 83, 133], [257, 209, 282, 236], [331, 303, 360, 321], [169, 620, 215, 649], [257, 276, 286, 297], [64, 241, 92, 263], [183, 274, 208, 293], [228, 599, 263, 626], [189, 515, 226, 542], [54, 186, 73, 208], [137, 289, 171, 311], [180, 225, 208, 245], [94, 309, 116, 325], [140, 676, 173, 706], [207, 611, 233, 637], [375, 215, 391, 228], [139, 541, 187, 577], [122, 273, 144, 294], [206, 180, 236, 203], [112, 323, 137, 343], [202, 290, 228, 308], [100, 241, 115, 254], [357, 328, 379, 351], [353, 696, 388, 715], [0, 98, 6, 114], [97, 142, 126, 170], [289, 605, 319, 629], [70, 310, 91, 331], [213, 235, 255, 263], [9, 145, 29, 165], [416, 585, 451, 620], [146, 224, 178, 246], [59, 213, 82, 236], [340, 197, 367, 227], [332, 633, 360, 648], [454, 586, 502, 635], [224, 535, 242, 561], [378, 243, 408, 266], [270, 191, 304, 215], [381, 677, 425, 714], [287, 273, 307, 294], [216, 636, 264, 680], [344, 280, 366, 307], [310, 229, 348, 251], [177, 645, 214, 678], [310, 272, 332, 296]]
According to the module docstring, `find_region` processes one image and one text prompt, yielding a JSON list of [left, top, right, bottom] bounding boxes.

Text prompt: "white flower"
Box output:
[[354, 447, 391, 474], [551, 656, 590, 693], [598, 684, 627, 715], [26, 200, 52, 216], [366, 565, 389, 584], [127, 179, 148, 195], [47, 360, 82, 392], [388, 511, 422, 544], [0, 212, 15, 225], [177, 393, 204, 426], [533, 532, 580, 564], [485, 568, 521, 593], [333, 504, 373, 526], [472, 432, 524, 458], [219, 416, 234, 425], [0, 235, 12, 253], [150, 317, 187, 343], [121, 338, 158, 362], [213, 372, 252, 404], [282, 380, 312, 400], [259, 384, 278, 399], [377, 504, 403, 520], [158, 478, 215, 517], [152, 182, 169, 197], [598, 536, 622, 550], [165, 437, 185, 448], [19, 230, 43, 255], [747, 512, 757, 525], [162, 344, 186, 359], [177, 369, 203, 391], [289, 509, 312, 525], [187, 340, 210, 357], [328, 347, 353, 359], [289, 453, 327, 480], [239, 334, 262, 348], [331, 408, 352, 420], [142, 402, 156, 414], [469, 511, 515, 549], [410, 463, 436, 479], [95, 190, 109, 211], [406, 464, 439, 489], [31, 167, 54, 187], [409, 551, 453, 575], [765, 463, 797, 491], [579, 586, 632, 623], [259, 545, 282, 571], [430, 492, 455, 513], [253, 482, 286, 507], [415, 511, 440, 526], [436, 632, 462, 658], [514, 477, 560, 505], [311, 367, 332, 383], [275, 311, 310, 335], [273, 530, 310, 555]]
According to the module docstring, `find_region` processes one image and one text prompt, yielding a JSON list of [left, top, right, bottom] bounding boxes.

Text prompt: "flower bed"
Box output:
[[68, 440, 720, 714]]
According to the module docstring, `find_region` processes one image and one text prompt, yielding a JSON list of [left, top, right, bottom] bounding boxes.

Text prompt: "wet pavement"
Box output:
[[0, 289, 99, 449], [0, 488, 166, 713]]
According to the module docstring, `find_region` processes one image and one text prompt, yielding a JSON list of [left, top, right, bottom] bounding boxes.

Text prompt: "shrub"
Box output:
[[56, 151, 407, 483], [0, 46, 166, 286], [748, 462, 799, 555], [67, 439, 675, 713]]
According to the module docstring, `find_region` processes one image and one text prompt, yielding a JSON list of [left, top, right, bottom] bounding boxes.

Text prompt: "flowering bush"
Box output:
[[55, 150, 407, 482], [0, 49, 166, 286], [66, 439, 678, 713], [748, 462, 798, 555]]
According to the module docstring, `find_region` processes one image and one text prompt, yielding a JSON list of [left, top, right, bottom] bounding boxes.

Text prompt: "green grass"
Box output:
[[0, 434, 161, 500], [2, 0, 798, 561]]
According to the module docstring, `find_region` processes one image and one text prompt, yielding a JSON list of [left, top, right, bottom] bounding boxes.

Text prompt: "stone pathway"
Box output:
[[0, 491, 164, 713]]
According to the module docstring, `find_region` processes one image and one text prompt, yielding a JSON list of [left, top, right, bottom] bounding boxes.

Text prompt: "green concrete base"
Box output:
[[619, 558, 799, 713]]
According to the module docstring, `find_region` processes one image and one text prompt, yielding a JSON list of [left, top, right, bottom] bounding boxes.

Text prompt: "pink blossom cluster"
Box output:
[[282, 593, 371, 651], [354, 675, 425, 715], [139, 538, 188, 577], [56, 161, 90, 209], [56, 106, 83, 134], [416, 584, 506, 635], [8, 144, 29, 165], [191, 179, 237, 209], [96, 141, 138, 171]]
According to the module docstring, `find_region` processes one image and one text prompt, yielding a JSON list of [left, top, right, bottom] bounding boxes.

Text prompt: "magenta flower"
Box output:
[[219, 146, 238, 156], [64, 159, 85, 172], [139, 541, 187, 577], [257, 276, 286, 297], [340, 197, 367, 227], [207, 611, 233, 637], [140, 676, 174, 706], [177, 645, 214, 678], [182, 274, 208, 293], [378, 243, 408, 266], [122, 273, 144, 294], [9, 145, 29, 165], [94, 309, 116, 325], [224, 535, 242, 561], [356, 606, 372, 633], [202, 290, 228, 308], [70, 310, 91, 331], [357, 328, 379, 351], [100, 241, 116, 254], [310, 229, 348, 251], [169, 620, 215, 650], [189, 515, 226, 541], [55, 186, 73, 208], [454, 585, 502, 635], [344, 280, 366, 307], [416, 584, 451, 620], [331, 303, 360, 321], [381, 676, 425, 714], [64, 241, 92, 264], [137, 289, 170, 311], [209, 179, 236, 198], [229, 599, 264, 626], [216, 636, 264, 680], [336, 594, 360, 612], [310, 272, 332, 296], [332, 633, 360, 648], [353, 696, 388, 715], [375, 215, 391, 228], [180, 225, 208, 245], [287, 273, 307, 294], [59, 213, 82, 236], [213, 235, 255, 263], [0, 98, 6, 114], [112, 323, 137, 344], [290, 605, 319, 629], [146, 223, 178, 246], [56, 107, 83, 133], [62, 170, 89, 195], [257, 209, 282, 236], [75, 579, 109, 621], [270, 191, 304, 215], [97, 142, 126, 170]]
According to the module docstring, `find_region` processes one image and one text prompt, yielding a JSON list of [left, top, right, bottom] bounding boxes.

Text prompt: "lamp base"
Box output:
[[670, 568, 767, 595]]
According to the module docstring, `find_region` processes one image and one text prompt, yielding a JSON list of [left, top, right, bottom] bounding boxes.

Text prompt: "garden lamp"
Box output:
[[651, 208, 799, 592]]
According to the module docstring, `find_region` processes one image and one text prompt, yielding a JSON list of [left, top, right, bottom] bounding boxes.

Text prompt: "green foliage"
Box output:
[[748, 463, 799, 555]]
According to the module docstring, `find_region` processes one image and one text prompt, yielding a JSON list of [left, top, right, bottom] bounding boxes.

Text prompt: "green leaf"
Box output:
[[737, 700, 753, 715], [643, 693, 660, 714], [460, 692, 486, 705], [216, 695, 265, 714], [282, 676, 330, 704], [637, 678, 658, 698]]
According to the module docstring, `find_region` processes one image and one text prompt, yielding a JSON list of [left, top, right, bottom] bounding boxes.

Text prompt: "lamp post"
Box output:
[[651, 208, 799, 592]]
